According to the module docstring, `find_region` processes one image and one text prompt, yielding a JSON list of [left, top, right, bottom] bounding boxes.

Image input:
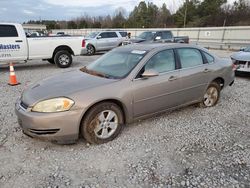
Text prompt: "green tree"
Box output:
[[174, 0, 200, 27], [158, 3, 172, 27], [67, 21, 77, 29]]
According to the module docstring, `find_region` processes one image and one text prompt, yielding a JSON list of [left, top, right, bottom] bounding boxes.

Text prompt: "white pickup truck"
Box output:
[[0, 23, 85, 68]]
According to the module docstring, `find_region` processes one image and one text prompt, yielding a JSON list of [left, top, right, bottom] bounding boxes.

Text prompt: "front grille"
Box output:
[[28, 128, 60, 135], [20, 101, 28, 110]]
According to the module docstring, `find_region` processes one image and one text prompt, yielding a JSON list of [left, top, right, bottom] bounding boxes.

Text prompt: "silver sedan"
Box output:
[[15, 44, 235, 144], [231, 46, 250, 75]]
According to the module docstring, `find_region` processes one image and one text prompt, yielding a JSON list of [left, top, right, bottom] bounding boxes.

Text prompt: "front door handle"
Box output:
[[203, 68, 211, 73], [15, 40, 23, 43], [168, 76, 178, 81]]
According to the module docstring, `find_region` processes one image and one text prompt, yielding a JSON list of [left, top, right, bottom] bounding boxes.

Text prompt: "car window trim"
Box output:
[[133, 48, 178, 80], [201, 50, 215, 64]]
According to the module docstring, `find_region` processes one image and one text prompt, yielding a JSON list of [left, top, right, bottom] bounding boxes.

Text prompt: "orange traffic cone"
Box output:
[[8, 63, 20, 86]]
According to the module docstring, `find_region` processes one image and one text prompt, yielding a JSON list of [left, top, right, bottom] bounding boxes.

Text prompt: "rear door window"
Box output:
[[162, 31, 172, 39], [107, 32, 118, 38], [0, 25, 18, 37], [119, 32, 127, 37], [177, 48, 204, 68]]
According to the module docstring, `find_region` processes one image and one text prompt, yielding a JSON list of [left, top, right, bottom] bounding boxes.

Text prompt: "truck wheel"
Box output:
[[54, 50, 72, 68], [47, 59, 55, 64]]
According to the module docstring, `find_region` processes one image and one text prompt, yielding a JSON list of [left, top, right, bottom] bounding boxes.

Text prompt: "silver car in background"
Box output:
[[82, 31, 127, 55], [231, 46, 250, 75], [15, 44, 235, 144]]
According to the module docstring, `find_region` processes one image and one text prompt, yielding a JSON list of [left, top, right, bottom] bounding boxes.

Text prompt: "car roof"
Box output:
[[118, 43, 203, 52]]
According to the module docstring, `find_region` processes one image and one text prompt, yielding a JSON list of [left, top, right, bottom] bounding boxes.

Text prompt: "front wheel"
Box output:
[[81, 102, 124, 144], [54, 50, 72, 68], [199, 82, 221, 108]]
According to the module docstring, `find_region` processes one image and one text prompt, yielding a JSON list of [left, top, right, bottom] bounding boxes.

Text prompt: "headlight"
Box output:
[[32, 97, 74, 113]]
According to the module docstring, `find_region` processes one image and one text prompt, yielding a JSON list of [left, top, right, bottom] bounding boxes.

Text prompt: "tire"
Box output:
[[81, 102, 124, 144], [54, 50, 72, 68], [47, 58, 55, 64], [199, 82, 221, 108], [86, 44, 95, 56]]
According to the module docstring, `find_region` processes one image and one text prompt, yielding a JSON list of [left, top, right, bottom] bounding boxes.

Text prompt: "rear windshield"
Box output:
[[86, 32, 99, 38]]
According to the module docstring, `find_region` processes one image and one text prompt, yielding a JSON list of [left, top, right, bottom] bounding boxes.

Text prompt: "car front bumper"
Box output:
[[15, 99, 82, 144]]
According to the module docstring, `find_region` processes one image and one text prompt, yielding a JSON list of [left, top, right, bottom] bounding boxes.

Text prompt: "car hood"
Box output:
[[21, 69, 117, 106], [231, 51, 250, 62], [127, 38, 147, 43]]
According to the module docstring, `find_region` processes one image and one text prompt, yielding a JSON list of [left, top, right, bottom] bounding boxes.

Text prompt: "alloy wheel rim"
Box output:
[[93, 110, 118, 139], [204, 87, 218, 107], [59, 54, 69, 65], [87, 46, 94, 54]]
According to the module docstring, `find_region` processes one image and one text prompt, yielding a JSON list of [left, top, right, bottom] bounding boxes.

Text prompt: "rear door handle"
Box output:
[[203, 68, 211, 73], [168, 76, 178, 81], [15, 40, 23, 43]]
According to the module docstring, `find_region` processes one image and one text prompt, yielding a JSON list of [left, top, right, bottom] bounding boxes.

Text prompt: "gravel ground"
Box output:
[[0, 50, 249, 188]]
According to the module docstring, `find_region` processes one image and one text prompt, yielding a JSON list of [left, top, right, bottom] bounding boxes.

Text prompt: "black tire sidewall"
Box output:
[[82, 102, 124, 144], [54, 50, 72, 68], [200, 82, 221, 108]]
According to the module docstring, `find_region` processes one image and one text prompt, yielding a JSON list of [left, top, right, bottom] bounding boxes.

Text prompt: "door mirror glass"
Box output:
[[141, 69, 159, 78]]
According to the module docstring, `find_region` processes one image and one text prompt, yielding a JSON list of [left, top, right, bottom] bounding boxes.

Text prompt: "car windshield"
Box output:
[[86, 32, 99, 38], [82, 49, 147, 79], [244, 46, 250, 52], [137, 32, 155, 40]]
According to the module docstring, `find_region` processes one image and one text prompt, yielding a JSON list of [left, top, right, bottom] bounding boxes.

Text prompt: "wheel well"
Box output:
[[212, 77, 225, 89], [53, 45, 74, 57], [87, 44, 96, 51], [79, 99, 127, 136]]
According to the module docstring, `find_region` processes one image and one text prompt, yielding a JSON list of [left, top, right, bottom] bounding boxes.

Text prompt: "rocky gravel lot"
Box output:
[[0, 50, 249, 188]]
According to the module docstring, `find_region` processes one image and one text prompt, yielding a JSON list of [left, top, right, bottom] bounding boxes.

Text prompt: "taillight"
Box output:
[[82, 40, 86, 47], [232, 63, 237, 71]]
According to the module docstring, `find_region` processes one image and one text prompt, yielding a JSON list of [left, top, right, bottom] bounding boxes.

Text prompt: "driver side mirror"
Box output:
[[141, 69, 159, 78], [155, 36, 161, 41], [97, 35, 102, 39]]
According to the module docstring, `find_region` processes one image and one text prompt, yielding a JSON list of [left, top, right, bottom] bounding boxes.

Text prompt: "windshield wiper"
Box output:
[[80, 66, 116, 79]]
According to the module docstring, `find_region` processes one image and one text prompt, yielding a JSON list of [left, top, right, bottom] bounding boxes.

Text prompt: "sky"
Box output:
[[0, 0, 236, 23]]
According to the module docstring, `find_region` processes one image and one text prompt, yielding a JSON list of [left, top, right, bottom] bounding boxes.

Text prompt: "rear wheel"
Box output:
[[54, 50, 72, 68], [81, 102, 124, 144], [199, 82, 220, 108], [86, 45, 95, 56]]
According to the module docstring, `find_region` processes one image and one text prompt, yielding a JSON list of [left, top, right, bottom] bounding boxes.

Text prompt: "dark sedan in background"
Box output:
[[16, 44, 234, 144]]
